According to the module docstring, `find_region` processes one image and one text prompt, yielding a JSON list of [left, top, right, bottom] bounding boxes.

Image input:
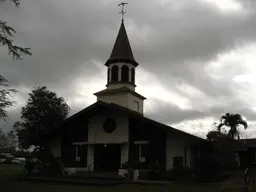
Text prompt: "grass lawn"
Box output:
[[0, 164, 221, 192]]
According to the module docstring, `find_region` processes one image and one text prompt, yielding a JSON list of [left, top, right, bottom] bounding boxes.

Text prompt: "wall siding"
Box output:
[[129, 118, 166, 170], [61, 116, 88, 167], [166, 132, 194, 170], [88, 111, 128, 144]]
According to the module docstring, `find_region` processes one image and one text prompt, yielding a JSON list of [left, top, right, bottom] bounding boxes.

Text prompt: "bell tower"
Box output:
[[105, 20, 138, 91], [94, 4, 146, 114]]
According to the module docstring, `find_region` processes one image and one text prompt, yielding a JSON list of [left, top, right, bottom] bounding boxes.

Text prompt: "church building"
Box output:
[[45, 18, 206, 180]]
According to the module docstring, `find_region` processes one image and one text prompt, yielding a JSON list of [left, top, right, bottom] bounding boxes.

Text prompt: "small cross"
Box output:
[[118, 2, 128, 21]]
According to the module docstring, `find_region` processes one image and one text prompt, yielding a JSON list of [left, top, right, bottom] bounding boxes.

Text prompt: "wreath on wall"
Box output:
[[103, 118, 116, 133]]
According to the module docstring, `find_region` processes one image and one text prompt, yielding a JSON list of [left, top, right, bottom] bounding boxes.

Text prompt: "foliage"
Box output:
[[0, 128, 17, 149], [206, 124, 240, 172], [0, 0, 31, 59], [166, 167, 192, 181], [217, 113, 247, 139], [0, 75, 17, 120], [14, 86, 70, 149], [192, 156, 222, 182], [6, 130, 17, 149], [206, 130, 229, 142], [0, 128, 8, 147]]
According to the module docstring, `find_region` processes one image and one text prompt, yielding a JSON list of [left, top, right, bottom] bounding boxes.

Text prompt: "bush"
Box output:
[[24, 148, 63, 177], [138, 169, 148, 180], [147, 164, 166, 181], [24, 157, 35, 176], [166, 167, 192, 181], [193, 156, 222, 182]]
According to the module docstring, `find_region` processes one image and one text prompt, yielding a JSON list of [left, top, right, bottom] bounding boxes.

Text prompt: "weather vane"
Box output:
[[118, 2, 128, 21]]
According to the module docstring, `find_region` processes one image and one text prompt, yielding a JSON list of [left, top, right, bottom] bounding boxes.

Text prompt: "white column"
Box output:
[[129, 68, 132, 82], [87, 145, 94, 171], [121, 143, 129, 166], [118, 66, 122, 81]]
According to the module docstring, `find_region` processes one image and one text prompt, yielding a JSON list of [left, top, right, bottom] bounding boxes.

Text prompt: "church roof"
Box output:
[[105, 21, 139, 67], [93, 87, 146, 100], [41, 101, 204, 142]]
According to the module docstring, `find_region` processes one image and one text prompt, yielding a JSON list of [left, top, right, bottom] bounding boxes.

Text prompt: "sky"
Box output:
[[1, 0, 256, 138]]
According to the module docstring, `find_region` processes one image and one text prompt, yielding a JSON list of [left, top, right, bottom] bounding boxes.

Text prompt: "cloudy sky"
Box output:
[[1, 0, 256, 138]]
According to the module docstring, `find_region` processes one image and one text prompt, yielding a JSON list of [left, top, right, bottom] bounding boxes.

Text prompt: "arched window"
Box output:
[[131, 68, 135, 84], [107, 68, 110, 83], [121, 65, 129, 82], [111, 65, 118, 82]]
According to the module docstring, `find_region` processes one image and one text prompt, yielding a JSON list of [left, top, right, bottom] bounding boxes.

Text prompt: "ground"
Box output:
[[0, 164, 222, 192]]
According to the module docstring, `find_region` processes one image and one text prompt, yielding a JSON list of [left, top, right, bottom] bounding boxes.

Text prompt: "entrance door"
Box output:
[[94, 144, 121, 172]]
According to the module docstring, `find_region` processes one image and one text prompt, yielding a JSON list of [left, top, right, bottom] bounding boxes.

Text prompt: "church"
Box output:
[[45, 17, 206, 180]]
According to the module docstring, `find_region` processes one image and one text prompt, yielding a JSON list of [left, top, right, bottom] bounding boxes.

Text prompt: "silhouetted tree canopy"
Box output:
[[0, 128, 17, 149], [0, 0, 31, 59], [0, 75, 17, 120], [206, 130, 229, 142], [14, 86, 70, 149], [217, 113, 247, 140], [0, 0, 32, 120]]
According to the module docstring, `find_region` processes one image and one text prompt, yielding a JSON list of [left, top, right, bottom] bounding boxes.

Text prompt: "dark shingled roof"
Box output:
[[42, 101, 205, 142], [105, 21, 139, 67], [93, 87, 146, 100]]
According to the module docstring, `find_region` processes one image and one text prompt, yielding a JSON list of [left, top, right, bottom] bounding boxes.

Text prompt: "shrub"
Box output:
[[138, 169, 148, 180], [193, 156, 222, 182], [166, 167, 192, 181]]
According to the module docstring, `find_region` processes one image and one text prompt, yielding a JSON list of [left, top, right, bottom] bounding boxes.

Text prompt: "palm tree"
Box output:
[[217, 113, 248, 139]]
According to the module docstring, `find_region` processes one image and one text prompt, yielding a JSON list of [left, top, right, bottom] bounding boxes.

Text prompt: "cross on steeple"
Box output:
[[118, 2, 128, 22]]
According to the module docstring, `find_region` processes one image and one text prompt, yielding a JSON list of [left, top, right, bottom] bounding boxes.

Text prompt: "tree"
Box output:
[[206, 130, 228, 142], [6, 130, 17, 149], [217, 113, 248, 140], [0, 0, 31, 59], [14, 86, 70, 149], [0, 128, 17, 149], [0, 128, 8, 147], [0, 0, 31, 120], [0, 75, 17, 120]]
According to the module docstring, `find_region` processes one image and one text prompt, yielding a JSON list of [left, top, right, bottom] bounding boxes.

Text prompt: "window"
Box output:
[[107, 68, 110, 83], [173, 156, 183, 168], [103, 118, 116, 133], [121, 65, 129, 82], [133, 100, 139, 111], [75, 145, 81, 162], [131, 68, 135, 84], [111, 65, 118, 82]]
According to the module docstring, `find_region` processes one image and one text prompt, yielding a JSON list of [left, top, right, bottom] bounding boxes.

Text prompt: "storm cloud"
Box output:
[[1, 0, 256, 138]]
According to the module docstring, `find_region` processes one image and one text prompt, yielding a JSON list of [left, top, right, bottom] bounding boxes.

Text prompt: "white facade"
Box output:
[[107, 62, 136, 91], [166, 132, 194, 170], [86, 111, 129, 170], [96, 92, 144, 114]]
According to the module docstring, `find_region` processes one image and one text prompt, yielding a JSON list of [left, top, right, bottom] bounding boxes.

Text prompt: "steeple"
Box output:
[[94, 4, 146, 115], [105, 21, 139, 67]]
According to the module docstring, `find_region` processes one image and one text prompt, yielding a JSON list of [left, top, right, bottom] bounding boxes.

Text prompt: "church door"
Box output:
[[94, 144, 121, 172]]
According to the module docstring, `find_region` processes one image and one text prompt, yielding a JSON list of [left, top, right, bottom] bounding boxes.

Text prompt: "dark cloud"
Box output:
[[1, 0, 256, 136]]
